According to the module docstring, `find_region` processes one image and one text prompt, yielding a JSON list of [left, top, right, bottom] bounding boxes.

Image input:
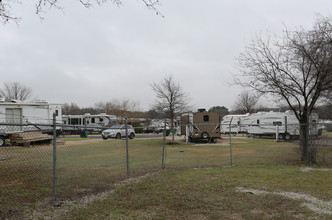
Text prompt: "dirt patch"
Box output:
[[63, 139, 104, 146], [236, 187, 332, 215], [0, 179, 23, 187], [28, 171, 159, 219], [193, 139, 246, 146], [300, 167, 331, 172]]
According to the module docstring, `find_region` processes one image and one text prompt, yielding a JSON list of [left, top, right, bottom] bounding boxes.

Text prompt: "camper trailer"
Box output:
[[244, 111, 320, 140], [62, 113, 118, 133], [220, 114, 249, 134], [0, 100, 62, 146], [180, 109, 220, 142]]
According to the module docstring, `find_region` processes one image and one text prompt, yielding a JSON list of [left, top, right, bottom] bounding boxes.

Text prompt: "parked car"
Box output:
[[101, 124, 135, 140], [142, 126, 157, 134]]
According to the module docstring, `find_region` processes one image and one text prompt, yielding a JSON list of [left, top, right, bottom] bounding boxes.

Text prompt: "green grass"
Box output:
[[59, 137, 95, 141], [0, 135, 331, 219], [321, 130, 332, 138]]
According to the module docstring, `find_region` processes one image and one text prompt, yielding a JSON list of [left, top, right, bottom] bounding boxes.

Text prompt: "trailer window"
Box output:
[[257, 119, 260, 124], [55, 110, 59, 116], [91, 118, 95, 123], [273, 121, 282, 126], [203, 115, 209, 122], [71, 118, 80, 125]]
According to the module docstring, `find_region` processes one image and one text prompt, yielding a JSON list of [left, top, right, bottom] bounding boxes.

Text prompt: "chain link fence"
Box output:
[[0, 118, 331, 218]]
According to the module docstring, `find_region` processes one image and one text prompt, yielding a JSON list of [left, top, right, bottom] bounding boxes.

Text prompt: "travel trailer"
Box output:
[[220, 114, 249, 134], [62, 113, 118, 133], [244, 111, 320, 140], [0, 100, 62, 146], [180, 109, 220, 142]]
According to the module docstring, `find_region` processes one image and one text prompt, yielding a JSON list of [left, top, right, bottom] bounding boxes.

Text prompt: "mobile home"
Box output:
[[62, 113, 118, 133], [244, 111, 320, 140], [220, 114, 249, 134], [180, 109, 220, 142], [0, 100, 62, 145]]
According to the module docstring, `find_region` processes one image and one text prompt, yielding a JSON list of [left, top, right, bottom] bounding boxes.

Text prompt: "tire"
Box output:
[[278, 133, 284, 140], [129, 133, 135, 139], [211, 138, 217, 143], [202, 132, 209, 139], [284, 133, 292, 141], [115, 133, 121, 139], [0, 137, 5, 146], [318, 129, 322, 136]]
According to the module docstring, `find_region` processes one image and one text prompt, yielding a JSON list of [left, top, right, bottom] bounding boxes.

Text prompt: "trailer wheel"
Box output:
[[202, 132, 209, 139], [284, 133, 292, 141], [278, 133, 284, 140], [211, 138, 217, 143], [0, 137, 5, 146], [318, 129, 322, 136]]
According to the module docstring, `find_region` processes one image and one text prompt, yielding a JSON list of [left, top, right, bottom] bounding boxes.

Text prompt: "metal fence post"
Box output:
[[185, 124, 189, 144], [162, 119, 166, 169], [308, 121, 312, 166], [125, 118, 130, 178], [52, 113, 57, 205], [229, 117, 233, 166]]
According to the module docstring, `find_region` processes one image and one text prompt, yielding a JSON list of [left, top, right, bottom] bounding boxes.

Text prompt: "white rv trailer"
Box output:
[[0, 100, 62, 145], [220, 114, 249, 134], [244, 111, 320, 140], [62, 113, 118, 133]]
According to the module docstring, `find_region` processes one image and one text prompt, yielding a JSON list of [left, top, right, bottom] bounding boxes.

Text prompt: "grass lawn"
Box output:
[[0, 135, 331, 219], [38, 166, 332, 219]]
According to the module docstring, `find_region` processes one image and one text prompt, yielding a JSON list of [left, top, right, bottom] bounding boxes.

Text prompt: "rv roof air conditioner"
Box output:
[[10, 99, 24, 103], [35, 100, 48, 104]]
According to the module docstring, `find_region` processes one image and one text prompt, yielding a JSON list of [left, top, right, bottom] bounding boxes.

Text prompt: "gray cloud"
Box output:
[[1, 0, 332, 111]]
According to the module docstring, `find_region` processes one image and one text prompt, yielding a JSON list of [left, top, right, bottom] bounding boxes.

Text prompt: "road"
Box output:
[[66, 133, 165, 139]]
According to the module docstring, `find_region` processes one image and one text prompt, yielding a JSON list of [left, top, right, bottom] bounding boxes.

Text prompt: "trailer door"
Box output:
[[5, 108, 23, 133]]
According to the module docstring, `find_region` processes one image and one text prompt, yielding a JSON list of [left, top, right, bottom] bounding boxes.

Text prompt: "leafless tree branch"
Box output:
[[0, 82, 32, 101], [0, 0, 162, 24]]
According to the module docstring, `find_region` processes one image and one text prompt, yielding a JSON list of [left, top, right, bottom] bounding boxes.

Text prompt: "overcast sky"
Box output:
[[0, 0, 331, 111]]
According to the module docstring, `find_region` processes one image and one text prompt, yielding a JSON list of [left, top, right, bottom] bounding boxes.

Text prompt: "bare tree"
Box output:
[[237, 16, 332, 164], [208, 106, 229, 119], [94, 101, 107, 114], [105, 98, 139, 123], [62, 102, 83, 115], [0, 0, 162, 24], [145, 108, 164, 119], [232, 91, 260, 114], [151, 75, 190, 142], [0, 82, 32, 102]]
